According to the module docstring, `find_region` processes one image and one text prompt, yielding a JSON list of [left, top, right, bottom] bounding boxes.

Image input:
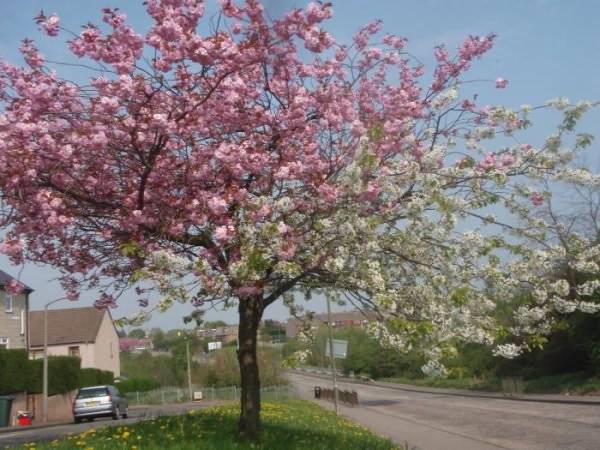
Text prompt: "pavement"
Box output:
[[0, 400, 223, 448], [289, 371, 600, 450]]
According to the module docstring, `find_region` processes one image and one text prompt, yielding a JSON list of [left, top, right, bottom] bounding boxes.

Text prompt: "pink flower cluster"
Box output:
[[0, 0, 511, 305], [476, 153, 516, 172]]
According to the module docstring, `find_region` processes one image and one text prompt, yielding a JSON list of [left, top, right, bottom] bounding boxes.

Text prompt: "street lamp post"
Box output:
[[43, 298, 67, 423]]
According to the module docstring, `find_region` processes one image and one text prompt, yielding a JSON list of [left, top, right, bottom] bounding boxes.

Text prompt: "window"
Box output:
[[20, 309, 25, 335], [4, 295, 13, 313], [0, 337, 8, 349], [68, 346, 80, 357]]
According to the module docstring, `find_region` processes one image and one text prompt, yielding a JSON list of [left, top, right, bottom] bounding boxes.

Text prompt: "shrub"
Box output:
[[80, 368, 114, 387], [117, 377, 160, 393]]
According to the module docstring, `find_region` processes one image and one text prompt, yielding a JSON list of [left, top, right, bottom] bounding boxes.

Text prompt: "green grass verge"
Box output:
[[521, 372, 600, 394], [17, 400, 397, 450], [381, 372, 600, 395], [380, 376, 502, 392]]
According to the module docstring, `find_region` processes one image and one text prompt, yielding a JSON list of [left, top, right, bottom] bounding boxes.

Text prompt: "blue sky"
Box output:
[[0, 1, 598, 330]]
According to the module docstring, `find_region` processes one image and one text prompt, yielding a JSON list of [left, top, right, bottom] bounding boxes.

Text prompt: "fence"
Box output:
[[127, 384, 297, 406], [318, 388, 359, 406]]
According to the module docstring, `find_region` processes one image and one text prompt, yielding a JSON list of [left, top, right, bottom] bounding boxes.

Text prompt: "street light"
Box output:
[[178, 331, 193, 401], [43, 297, 68, 423]]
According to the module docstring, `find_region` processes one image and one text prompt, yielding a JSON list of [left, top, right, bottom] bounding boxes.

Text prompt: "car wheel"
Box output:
[[74, 417, 81, 424], [122, 407, 128, 419]]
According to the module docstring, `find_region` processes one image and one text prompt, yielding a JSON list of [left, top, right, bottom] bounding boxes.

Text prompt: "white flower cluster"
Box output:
[[492, 343, 522, 359], [421, 360, 448, 378]]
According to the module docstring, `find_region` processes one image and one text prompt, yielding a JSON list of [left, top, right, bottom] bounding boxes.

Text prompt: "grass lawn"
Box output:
[[17, 400, 397, 450]]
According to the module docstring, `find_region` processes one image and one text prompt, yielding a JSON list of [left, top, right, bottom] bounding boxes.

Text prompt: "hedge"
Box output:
[[0, 349, 114, 396], [28, 356, 81, 395], [116, 377, 160, 394], [0, 348, 32, 395], [80, 368, 114, 388]]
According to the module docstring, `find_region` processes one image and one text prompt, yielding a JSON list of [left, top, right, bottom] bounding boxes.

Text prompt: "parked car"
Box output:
[[73, 385, 128, 423]]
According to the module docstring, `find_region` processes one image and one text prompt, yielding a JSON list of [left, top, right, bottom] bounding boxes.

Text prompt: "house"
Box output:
[[196, 325, 238, 345], [119, 337, 153, 353], [29, 307, 120, 378], [0, 270, 33, 350], [285, 310, 377, 338]]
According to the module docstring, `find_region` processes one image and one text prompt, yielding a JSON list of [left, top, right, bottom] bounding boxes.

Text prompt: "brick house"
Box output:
[[0, 270, 33, 350], [29, 307, 120, 378]]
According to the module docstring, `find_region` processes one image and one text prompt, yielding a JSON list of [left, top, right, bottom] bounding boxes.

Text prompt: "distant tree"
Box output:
[[260, 319, 286, 343], [149, 328, 168, 352], [128, 328, 146, 339]]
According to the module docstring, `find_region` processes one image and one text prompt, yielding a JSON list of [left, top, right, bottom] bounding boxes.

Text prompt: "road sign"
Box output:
[[325, 339, 348, 359], [208, 341, 222, 351]]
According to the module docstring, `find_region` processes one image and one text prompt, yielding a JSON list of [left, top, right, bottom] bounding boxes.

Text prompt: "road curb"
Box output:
[[289, 369, 600, 406]]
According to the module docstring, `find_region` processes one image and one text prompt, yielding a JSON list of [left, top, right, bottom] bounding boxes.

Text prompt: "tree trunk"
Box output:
[[237, 295, 263, 441]]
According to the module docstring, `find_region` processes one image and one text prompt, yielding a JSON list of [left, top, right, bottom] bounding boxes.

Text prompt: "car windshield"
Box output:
[[77, 388, 109, 399]]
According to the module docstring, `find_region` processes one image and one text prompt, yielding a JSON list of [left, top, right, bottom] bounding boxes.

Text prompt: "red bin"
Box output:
[[17, 412, 32, 426]]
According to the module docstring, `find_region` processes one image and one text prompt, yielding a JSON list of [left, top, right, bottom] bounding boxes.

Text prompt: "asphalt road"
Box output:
[[289, 371, 600, 450], [0, 401, 219, 448]]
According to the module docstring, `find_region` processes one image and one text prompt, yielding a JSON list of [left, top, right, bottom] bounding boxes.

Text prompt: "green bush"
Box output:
[[117, 377, 160, 393], [28, 356, 81, 395], [80, 368, 114, 388], [0, 349, 32, 395]]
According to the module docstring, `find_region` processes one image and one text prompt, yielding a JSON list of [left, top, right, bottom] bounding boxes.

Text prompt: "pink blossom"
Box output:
[[495, 77, 508, 89], [35, 13, 60, 37], [94, 293, 117, 309], [277, 243, 297, 260], [208, 197, 228, 215], [6, 279, 25, 295], [66, 291, 80, 301], [317, 183, 339, 204], [215, 225, 235, 243], [530, 192, 544, 206], [234, 285, 262, 299], [0, 239, 24, 260]]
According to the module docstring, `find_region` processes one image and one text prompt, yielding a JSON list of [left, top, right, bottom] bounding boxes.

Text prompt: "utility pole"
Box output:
[[325, 296, 339, 414], [178, 331, 193, 401], [186, 336, 192, 401]]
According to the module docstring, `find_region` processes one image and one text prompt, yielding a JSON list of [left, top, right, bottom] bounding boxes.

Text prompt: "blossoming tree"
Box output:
[[0, 0, 598, 439]]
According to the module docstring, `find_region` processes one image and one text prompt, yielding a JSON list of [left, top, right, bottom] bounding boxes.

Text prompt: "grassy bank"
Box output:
[[20, 400, 397, 450], [380, 376, 501, 392], [381, 372, 600, 395]]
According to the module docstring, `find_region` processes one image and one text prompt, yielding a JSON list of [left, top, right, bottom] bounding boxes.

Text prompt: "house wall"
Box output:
[[30, 342, 96, 367], [93, 312, 120, 378], [0, 291, 28, 349]]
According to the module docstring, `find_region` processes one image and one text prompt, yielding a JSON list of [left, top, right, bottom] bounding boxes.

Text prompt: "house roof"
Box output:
[[29, 307, 108, 347], [0, 269, 33, 293]]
